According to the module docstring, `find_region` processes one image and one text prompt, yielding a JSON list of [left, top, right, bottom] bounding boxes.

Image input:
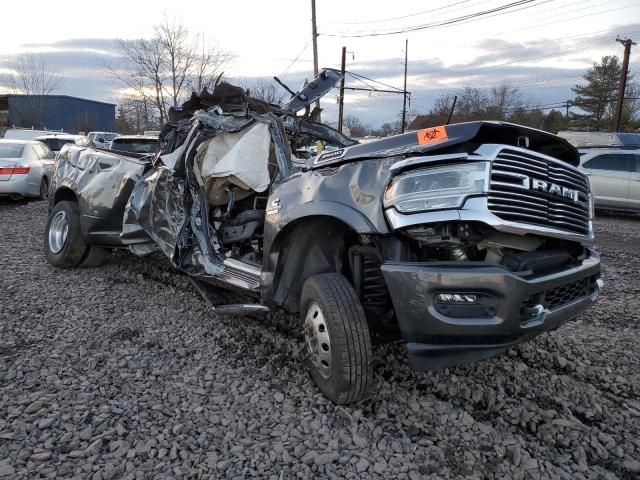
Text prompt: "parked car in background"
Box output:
[[0, 139, 55, 199], [558, 131, 640, 148], [109, 135, 160, 155], [87, 132, 118, 149], [3, 128, 65, 141], [578, 147, 640, 212], [34, 134, 90, 154]]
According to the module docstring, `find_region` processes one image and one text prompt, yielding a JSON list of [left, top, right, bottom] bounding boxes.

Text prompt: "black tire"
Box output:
[[39, 177, 49, 200], [79, 246, 110, 268], [300, 273, 373, 404], [44, 201, 88, 268]]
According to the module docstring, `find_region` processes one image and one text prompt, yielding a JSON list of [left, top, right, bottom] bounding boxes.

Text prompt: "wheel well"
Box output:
[[53, 188, 78, 205], [271, 216, 358, 313]]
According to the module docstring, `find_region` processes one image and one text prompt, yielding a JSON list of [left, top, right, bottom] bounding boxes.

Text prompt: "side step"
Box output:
[[219, 258, 262, 291], [213, 304, 270, 316], [189, 277, 270, 317]]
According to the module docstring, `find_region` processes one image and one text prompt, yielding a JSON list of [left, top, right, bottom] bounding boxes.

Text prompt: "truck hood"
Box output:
[[282, 68, 342, 113], [309, 121, 581, 169]]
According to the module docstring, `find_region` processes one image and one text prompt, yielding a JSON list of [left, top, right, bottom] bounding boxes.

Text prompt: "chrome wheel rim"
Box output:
[[304, 302, 332, 378], [48, 211, 69, 254]]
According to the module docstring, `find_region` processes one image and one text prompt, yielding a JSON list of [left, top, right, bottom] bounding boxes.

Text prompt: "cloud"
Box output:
[[2, 22, 639, 126], [21, 38, 121, 54]]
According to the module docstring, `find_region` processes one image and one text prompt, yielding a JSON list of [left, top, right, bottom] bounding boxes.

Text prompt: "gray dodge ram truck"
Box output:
[[44, 69, 602, 404]]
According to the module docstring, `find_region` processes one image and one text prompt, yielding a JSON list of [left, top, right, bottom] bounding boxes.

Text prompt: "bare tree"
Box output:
[[456, 87, 488, 119], [0, 53, 63, 128], [343, 115, 367, 137], [116, 95, 159, 134], [109, 37, 167, 126], [244, 78, 286, 105], [155, 19, 195, 108], [0, 53, 62, 95], [107, 19, 233, 128], [487, 83, 522, 119], [190, 34, 233, 93], [621, 81, 640, 130]]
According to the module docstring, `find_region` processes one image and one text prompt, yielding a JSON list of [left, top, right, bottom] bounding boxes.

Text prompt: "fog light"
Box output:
[[436, 293, 479, 304], [434, 292, 497, 318]]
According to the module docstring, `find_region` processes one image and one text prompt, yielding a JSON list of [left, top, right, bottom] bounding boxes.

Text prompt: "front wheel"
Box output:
[[301, 273, 373, 404], [44, 201, 88, 268]]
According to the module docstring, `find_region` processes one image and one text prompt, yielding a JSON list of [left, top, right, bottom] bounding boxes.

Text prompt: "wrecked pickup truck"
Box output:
[[44, 69, 602, 404]]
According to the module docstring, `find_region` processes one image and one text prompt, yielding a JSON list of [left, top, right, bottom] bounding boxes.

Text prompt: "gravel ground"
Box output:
[[1, 199, 639, 480]]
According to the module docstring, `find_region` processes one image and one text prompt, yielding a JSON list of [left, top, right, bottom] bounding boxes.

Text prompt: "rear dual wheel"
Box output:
[[44, 201, 109, 268], [301, 273, 373, 404]]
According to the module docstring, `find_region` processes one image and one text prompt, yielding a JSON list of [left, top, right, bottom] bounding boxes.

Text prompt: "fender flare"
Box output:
[[262, 202, 382, 312]]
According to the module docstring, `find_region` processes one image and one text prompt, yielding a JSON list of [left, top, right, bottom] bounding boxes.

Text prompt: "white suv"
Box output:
[[578, 147, 640, 212], [87, 132, 118, 149]]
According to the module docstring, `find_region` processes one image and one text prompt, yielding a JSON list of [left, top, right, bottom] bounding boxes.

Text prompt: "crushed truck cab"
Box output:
[[45, 69, 601, 404]]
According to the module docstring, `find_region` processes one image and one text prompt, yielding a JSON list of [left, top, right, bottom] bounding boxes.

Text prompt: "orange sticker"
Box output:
[[416, 126, 448, 145]]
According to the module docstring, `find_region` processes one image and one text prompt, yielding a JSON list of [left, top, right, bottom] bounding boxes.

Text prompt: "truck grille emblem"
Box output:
[[530, 178, 579, 202], [492, 171, 580, 202]]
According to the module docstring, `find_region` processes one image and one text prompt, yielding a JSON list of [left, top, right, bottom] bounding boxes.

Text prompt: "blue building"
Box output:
[[0, 94, 115, 134]]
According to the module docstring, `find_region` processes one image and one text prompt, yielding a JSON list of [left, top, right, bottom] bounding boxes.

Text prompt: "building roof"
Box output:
[[0, 94, 115, 107]]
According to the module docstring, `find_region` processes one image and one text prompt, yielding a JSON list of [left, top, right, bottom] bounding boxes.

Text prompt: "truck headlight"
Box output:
[[384, 162, 490, 213]]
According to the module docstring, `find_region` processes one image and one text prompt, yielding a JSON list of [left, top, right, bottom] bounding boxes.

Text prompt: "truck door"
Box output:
[[581, 153, 631, 210]]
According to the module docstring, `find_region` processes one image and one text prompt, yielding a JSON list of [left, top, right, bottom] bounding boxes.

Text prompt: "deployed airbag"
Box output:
[[198, 121, 271, 193]]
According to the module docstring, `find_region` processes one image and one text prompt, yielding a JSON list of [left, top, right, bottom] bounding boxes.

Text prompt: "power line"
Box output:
[[347, 71, 405, 92], [485, 1, 639, 37], [279, 42, 310, 78], [321, 0, 540, 38], [327, 0, 474, 25]]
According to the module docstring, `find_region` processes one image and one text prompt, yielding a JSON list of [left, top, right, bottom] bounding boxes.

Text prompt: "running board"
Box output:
[[212, 304, 270, 316], [219, 258, 262, 291], [189, 277, 270, 317]]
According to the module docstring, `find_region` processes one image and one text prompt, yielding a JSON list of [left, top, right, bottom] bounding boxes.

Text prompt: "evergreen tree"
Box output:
[[572, 56, 627, 131]]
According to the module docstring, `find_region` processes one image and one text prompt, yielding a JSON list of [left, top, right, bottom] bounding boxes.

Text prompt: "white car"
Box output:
[[109, 135, 160, 154], [3, 128, 65, 141], [0, 139, 55, 199], [87, 132, 118, 149], [578, 147, 640, 212], [34, 134, 90, 155]]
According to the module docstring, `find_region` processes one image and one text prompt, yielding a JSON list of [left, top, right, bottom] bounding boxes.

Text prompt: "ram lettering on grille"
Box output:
[[488, 149, 590, 235]]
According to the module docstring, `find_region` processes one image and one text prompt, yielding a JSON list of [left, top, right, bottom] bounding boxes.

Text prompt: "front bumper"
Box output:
[[381, 249, 601, 370]]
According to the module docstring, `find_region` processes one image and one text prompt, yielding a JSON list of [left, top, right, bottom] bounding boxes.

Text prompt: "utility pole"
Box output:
[[401, 39, 409, 133], [446, 96, 458, 125], [338, 46, 346, 132], [565, 100, 571, 118], [614, 37, 635, 132], [311, 0, 321, 121]]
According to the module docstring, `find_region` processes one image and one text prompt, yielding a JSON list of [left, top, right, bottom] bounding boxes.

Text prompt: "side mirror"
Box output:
[[97, 137, 105, 143]]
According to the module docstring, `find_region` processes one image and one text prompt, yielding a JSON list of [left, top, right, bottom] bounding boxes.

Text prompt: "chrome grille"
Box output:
[[488, 149, 590, 235]]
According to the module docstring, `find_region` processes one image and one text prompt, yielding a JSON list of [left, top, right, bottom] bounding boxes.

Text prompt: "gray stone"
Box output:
[[24, 400, 44, 414], [623, 460, 640, 474], [356, 458, 370, 473], [30, 452, 52, 461]]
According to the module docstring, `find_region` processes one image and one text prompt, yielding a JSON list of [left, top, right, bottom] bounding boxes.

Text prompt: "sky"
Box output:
[[1, 0, 639, 127]]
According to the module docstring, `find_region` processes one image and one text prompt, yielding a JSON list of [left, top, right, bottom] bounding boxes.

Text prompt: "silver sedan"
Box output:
[[0, 139, 56, 199]]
